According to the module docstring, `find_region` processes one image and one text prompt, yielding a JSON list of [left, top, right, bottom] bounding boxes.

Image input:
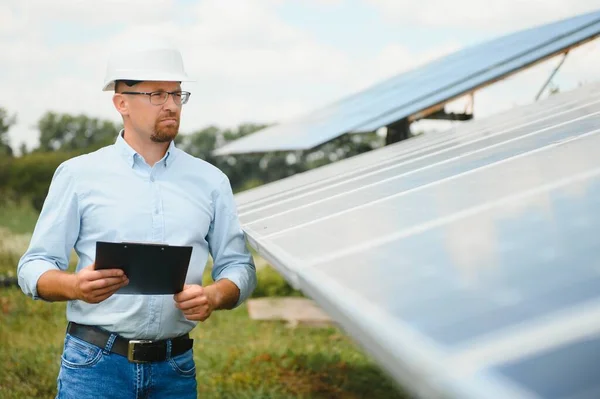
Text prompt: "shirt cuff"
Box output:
[[18, 259, 59, 301], [214, 265, 257, 308]]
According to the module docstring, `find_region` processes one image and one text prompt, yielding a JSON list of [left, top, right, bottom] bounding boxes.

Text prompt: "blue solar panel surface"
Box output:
[[214, 10, 600, 156], [234, 82, 600, 399], [493, 335, 600, 398], [235, 83, 599, 213]]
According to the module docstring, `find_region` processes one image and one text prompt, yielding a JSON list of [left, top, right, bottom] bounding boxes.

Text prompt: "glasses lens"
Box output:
[[180, 92, 190, 105], [147, 91, 190, 105], [150, 91, 169, 105]]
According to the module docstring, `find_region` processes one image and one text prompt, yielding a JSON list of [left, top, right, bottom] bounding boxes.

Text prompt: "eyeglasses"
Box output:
[[121, 90, 191, 105]]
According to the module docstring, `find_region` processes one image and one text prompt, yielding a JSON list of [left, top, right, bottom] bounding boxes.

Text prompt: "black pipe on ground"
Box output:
[[0, 276, 18, 288]]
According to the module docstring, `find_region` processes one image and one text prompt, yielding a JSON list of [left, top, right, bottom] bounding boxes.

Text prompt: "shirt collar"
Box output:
[[164, 139, 176, 167], [114, 129, 177, 168]]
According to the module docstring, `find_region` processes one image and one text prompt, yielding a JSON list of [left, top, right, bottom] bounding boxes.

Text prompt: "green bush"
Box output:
[[202, 263, 304, 299], [0, 150, 80, 211], [252, 266, 304, 298], [0, 201, 39, 234]]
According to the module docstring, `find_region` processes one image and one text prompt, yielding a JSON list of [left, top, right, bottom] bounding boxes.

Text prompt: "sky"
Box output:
[[1, 0, 600, 153]]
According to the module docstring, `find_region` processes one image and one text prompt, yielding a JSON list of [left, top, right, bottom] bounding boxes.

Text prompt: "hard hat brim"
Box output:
[[103, 72, 195, 91]]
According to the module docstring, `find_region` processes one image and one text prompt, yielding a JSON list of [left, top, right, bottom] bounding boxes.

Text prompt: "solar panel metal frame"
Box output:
[[214, 10, 600, 156]]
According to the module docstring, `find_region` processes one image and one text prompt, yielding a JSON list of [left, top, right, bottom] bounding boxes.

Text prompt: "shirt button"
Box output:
[[154, 209, 159, 215], [150, 176, 155, 182]]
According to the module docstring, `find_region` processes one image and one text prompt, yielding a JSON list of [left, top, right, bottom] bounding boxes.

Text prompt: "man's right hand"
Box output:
[[73, 264, 129, 303]]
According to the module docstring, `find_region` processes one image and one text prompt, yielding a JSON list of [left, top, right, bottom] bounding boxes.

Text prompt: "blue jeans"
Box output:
[[55, 333, 197, 399]]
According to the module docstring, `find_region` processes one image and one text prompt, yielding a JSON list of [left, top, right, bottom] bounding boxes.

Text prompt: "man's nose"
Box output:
[[163, 93, 179, 111]]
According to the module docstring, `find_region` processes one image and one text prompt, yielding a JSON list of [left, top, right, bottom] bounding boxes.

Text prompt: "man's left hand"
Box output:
[[173, 284, 215, 322]]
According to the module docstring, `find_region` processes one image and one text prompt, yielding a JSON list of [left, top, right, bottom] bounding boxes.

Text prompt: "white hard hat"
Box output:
[[102, 38, 194, 91]]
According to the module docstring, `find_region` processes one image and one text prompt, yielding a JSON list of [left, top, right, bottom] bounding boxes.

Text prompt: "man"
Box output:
[[17, 39, 257, 399]]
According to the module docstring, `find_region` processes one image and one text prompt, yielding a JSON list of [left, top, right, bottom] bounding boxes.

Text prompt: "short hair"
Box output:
[[115, 80, 142, 93]]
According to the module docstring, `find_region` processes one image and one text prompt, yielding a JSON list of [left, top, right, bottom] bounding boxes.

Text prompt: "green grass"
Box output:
[[0, 202, 406, 398], [0, 201, 39, 235], [0, 286, 406, 398]]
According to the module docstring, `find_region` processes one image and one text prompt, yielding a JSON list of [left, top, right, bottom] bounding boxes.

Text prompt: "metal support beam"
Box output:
[[465, 92, 475, 115], [535, 51, 569, 101], [385, 118, 411, 145], [423, 109, 473, 121]]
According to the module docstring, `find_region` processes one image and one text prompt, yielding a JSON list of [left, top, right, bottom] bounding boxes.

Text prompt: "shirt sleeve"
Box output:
[[207, 175, 257, 308], [17, 162, 81, 300]]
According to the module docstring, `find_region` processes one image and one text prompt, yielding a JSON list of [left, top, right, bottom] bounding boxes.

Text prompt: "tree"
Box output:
[[180, 123, 273, 192], [19, 143, 28, 156], [0, 108, 16, 157], [178, 125, 220, 165], [36, 112, 120, 153], [222, 123, 270, 141], [4, 150, 76, 210], [181, 122, 381, 193]]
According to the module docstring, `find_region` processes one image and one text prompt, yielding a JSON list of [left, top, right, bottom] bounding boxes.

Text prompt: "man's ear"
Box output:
[[113, 93, 129, 117]]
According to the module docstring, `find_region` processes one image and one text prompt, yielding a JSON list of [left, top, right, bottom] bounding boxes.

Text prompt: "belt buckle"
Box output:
[[127, 339, 154, 363]]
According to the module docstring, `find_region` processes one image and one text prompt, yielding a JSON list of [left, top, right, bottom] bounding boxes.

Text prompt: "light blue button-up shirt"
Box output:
[[17, 131, 257, 339]]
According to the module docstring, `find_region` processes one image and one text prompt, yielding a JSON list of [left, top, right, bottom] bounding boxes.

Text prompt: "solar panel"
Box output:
[[233, 82, 599, 208], [214, 10, 600, 156], [235, 81, 600, 398], [237, 82, 600, 215]]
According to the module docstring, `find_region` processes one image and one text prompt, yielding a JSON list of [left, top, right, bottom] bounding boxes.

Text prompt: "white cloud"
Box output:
[[0, 4, 18, 34], [3, 0, 177, 27], [368, 0, 600, 33], [299, 0, 343, 5]]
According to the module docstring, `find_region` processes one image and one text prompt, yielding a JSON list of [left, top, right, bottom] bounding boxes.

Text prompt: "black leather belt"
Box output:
[[66, 322, 193, 363]]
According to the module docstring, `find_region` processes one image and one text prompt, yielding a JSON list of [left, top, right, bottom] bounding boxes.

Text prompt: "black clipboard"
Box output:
[[94, 241, 193, 295]]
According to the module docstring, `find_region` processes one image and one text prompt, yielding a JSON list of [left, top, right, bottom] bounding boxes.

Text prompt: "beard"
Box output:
[[151, 115, 180, 143]]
